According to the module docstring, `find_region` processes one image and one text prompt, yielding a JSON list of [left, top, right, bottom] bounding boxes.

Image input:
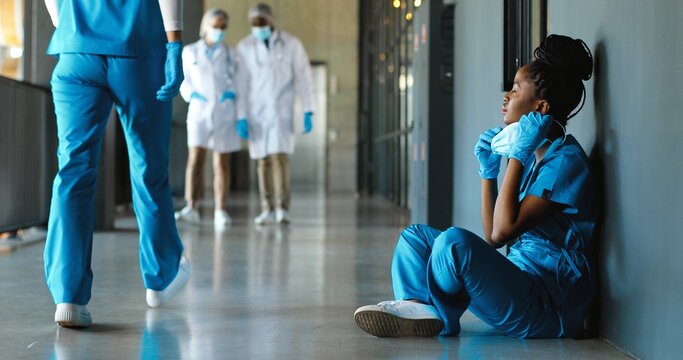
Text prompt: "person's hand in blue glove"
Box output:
[[474, 127, 503, 179], [236, 118, 249, 140], [189, 92, 208, 102], [156, 41, 184, 101], [508, 111, 553, 164], [220, 91, 236, 103], [303, 112, 313, 134]]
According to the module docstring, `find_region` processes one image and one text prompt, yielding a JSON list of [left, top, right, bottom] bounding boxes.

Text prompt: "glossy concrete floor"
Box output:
[[0, 193, 632, 360]]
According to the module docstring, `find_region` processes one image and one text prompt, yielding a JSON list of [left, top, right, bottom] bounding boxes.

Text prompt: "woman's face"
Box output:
[[211, 16, 228, 31], [502, 66, 542, 125]]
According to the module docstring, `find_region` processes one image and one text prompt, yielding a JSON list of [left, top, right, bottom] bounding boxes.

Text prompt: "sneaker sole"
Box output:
[[55, 312, 91, 328], [354, 311, 443, 337]]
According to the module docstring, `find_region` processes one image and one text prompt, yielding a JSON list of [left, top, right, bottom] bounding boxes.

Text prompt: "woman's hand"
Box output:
[[474, 127, 503, 179], [508, 111, 553, 164]]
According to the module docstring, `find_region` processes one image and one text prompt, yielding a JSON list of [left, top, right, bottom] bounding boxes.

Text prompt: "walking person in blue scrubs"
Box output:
[[354, 35, 596, 338], [43, 0, 191, 328]]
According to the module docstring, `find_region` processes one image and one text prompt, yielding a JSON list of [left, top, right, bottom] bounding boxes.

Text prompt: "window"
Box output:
[[503, 0, 546, 91], [0, 0, 24, 80]]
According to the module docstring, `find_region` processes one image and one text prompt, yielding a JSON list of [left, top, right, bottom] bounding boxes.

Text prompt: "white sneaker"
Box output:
[[55, 303, 92, 328], [275, 208, 290, 224], [354, 300, 443, 337], [214, 210, 231, 227], [174, 206, 200, 224], [146, 256, 191, 308], [254, 211, 275, 225]]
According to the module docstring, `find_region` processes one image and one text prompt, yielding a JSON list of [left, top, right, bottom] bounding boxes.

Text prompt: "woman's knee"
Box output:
[[432, 227, 481, 259]]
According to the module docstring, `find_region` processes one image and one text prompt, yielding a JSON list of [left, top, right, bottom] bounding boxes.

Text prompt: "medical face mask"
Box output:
[[207, 29, 225, 44], [491, 122, 520, 156], [251, 26, 272, 41], [491, 120, 567, 156]]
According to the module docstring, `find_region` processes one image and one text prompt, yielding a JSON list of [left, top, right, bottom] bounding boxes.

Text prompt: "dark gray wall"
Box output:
[[549, 1, 683, 359], [451, 1, 683, 359]]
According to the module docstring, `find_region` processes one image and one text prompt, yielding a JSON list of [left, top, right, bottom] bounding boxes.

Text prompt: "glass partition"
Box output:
[[0, 0, 24, 80]]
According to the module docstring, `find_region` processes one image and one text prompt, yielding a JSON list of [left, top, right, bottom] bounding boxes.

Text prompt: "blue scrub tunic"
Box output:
[[508, 134, 597, 335], [47, 0, 167, 56]]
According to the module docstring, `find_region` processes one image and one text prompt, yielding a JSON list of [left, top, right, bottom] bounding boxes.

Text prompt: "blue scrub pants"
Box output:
[[392, 225, 562, 338], [44, 54, 184, 305]]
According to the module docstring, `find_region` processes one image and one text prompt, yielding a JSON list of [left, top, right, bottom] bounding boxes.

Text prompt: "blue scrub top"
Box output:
[[518, 135, 596, 251], [47, 0, 167, 57], [507, 134, 597, 336]]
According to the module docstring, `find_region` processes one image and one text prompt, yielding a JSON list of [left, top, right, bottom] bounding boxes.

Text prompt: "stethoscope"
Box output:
[[253, 30, 285, 67]]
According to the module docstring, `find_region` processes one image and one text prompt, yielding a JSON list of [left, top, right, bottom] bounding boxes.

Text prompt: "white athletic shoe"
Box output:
[[275, 208, 290, 224], [214, 210, 231, 227], [146, 256, 191, 308], [55, 303, 92, 328], [254, 211, 275, 225], [354, 300, 443, 337], [174, 206, 200, 224]]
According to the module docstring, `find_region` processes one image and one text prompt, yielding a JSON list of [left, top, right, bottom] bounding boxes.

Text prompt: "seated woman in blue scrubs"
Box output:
[[354, 34, 596, 338]]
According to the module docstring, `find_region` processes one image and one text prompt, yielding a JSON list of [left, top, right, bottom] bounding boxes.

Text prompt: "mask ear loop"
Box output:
[[554, 120, 567, 144]]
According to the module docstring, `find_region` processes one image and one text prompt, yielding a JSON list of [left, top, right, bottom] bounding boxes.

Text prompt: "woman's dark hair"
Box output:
[[527, 34, 593, 123]]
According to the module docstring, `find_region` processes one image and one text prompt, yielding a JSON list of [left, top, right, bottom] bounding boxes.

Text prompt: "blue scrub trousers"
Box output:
[[44, 54, 184, 305], [392, 225, 562, 338]]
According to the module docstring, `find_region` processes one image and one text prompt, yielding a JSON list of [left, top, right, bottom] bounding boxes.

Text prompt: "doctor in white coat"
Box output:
[[175, 8, 247, 227], [237, 3, 315, 225]]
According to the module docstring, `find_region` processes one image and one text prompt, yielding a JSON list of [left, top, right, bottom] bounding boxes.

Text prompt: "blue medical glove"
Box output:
[[236, 118, 249, 140], [190, 92, 208, 102], [508, 111, 553, 164], [156, 41, 184, 101], [303, 112, 313, 134], [474, 127, 503, 179], [220, 91, 236, 103]]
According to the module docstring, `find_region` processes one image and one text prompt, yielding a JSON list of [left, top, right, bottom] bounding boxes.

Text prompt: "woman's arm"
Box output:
[[490, 156, 558, 247], [480, 178, 498, 246]]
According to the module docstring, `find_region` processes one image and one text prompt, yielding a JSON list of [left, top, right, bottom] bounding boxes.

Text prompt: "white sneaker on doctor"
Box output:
[[354, 300, 443, 337], [254, 211, 275, 225], [146, 256, 191, 308], [275, 208, 290, 224], [174, 206, 200, 224], [214, 210, 231, 227], [54, 303, 92, 328]]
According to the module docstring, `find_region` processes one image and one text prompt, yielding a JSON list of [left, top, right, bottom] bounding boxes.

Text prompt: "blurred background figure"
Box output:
[[175, 8, 247, 228], [236, 3, 315, 225]]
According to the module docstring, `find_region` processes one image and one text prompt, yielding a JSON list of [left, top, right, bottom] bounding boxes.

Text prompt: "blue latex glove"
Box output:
[[220, 91, 236, 103], [508, 111, 554, 164], [236, 118, 249, 139], [474, 127, 503, 179], [303, 112, 313, 134], [190, 92, 208, 102], [156, 41, 184, 101]]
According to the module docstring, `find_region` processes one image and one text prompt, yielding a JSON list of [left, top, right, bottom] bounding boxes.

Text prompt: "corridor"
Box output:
[[0, 193, 630, 359]]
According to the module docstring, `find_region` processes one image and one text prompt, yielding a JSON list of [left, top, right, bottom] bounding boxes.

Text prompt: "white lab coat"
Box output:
[[180, 40, 247, 153], [236, 30, 315, 159]]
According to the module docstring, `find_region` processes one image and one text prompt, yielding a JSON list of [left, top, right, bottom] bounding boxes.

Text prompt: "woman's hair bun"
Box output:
[[534, 34, 593, 81]]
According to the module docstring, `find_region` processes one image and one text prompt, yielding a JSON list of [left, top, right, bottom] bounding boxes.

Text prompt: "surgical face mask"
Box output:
[[251, 26, 272, 41], [491, 122, 520, 156], [491, 120, 567, 156], [207, 28, 225, 44]]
